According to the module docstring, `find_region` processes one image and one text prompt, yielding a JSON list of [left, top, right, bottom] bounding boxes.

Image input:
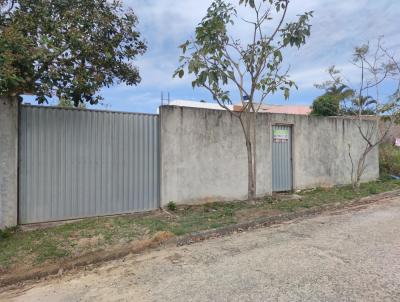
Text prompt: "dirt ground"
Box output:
[[1, 196, 400, 301]]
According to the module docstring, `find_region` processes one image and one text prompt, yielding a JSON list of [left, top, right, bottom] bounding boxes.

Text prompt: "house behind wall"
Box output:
[[160, 105, 379, 206]]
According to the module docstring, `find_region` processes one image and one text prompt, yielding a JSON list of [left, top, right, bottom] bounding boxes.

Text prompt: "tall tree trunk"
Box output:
[[241, 111, 257, 200], [245, 139, 256, 200], [354, 146, 372, 189]]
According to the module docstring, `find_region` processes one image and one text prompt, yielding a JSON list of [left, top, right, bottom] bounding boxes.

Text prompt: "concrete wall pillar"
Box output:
[[0, 96, 19, 229]]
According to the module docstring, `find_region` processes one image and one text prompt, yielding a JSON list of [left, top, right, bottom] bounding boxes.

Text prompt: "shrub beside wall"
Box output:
[[380, 144, 400, 176]]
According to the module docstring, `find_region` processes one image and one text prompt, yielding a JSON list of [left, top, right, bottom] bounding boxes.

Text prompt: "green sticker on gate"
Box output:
[[273, 129, 289, 142]]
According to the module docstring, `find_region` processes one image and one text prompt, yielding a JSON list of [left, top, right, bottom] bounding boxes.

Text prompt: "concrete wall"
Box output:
[[160, 106, 379, 205], [0, 96, 19, 228]]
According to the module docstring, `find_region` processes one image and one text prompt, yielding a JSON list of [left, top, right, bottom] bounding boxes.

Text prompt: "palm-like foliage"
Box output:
[[326, 84, 354, 102], [341, 95, 376, 116], [311, 84, 355, 116]]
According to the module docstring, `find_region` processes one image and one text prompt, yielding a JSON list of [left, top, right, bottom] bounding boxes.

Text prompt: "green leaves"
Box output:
[[173, 1, 239, 105], [174, 0, 312, 108], [281, 11, 313, 48], [315, 39, 400, 119], [0, 0, 146, 105], [283, 87, 290, 100], [199, 71, 208, 84], [311, 94, 340, 116], [194, 0, 234, 54], [240, 0, 288, 12], [273, 50, 283, 63]]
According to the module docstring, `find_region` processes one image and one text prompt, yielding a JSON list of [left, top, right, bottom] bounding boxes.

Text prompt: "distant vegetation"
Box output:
[[57, 98, 86, 109], [311, 81, 354, 116], [0, 0, 146, 106], [380, 144, 400, 176], [312, 39, 400, 189]]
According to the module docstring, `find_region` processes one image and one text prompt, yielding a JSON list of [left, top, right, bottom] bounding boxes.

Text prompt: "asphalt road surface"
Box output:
[[1, 197, 400, 302]]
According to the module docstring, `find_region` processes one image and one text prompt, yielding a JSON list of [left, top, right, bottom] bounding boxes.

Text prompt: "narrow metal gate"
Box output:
[[272, 125, 293, 192], [19, 105, 160, 224]]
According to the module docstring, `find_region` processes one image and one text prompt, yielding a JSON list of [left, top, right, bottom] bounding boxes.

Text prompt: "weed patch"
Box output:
[[1, 178, 399, 272], [380, 144, 400, 176]]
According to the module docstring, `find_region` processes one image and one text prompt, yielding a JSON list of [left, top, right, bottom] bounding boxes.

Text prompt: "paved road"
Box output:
[[1, 197, 400, 302]]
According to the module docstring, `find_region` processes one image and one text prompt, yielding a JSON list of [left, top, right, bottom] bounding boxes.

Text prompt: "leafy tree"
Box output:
[[0, 0, 146, 106], [313, 66, 386, 117], [174, 0, 312, 199], [312, 67, 355, 116], [341, 95, 376, 116], [311, 93, 340, 116], [315, 68, 354, 102], [326, 84, 354, 100], [57, 98, 86, 109]]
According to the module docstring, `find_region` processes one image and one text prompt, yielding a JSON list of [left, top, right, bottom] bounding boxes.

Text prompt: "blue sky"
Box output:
[[25, 0, 400, 113]]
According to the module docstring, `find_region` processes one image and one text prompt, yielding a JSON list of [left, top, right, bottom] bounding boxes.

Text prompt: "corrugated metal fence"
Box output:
[[272, 125, 293, 192], [19, 105, 160, 224]]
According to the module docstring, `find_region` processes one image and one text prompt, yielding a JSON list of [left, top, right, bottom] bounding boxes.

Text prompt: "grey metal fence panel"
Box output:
[[19, 105, 160, 224], [272, 125, 292, 192]]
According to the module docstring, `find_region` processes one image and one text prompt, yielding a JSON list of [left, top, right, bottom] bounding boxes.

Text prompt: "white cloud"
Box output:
[[105, 0, 400, 111], [290, 63, 363, 90]]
